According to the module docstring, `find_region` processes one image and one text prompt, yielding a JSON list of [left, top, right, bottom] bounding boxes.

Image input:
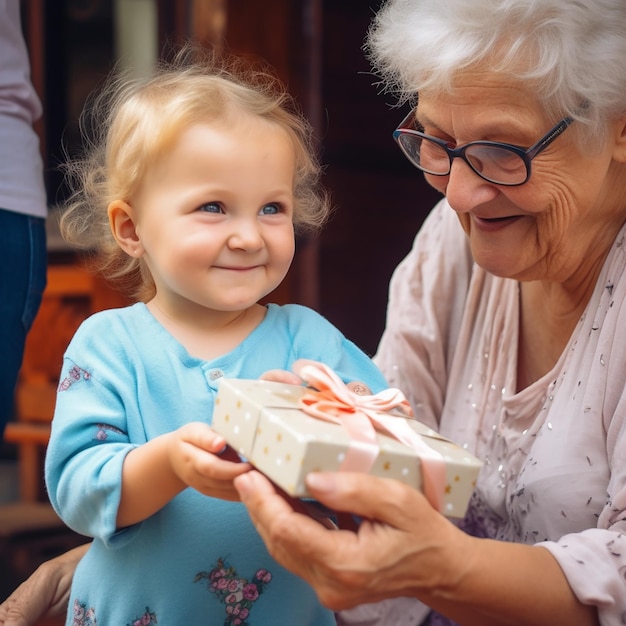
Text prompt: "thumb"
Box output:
[[305, 471, 427, 529]]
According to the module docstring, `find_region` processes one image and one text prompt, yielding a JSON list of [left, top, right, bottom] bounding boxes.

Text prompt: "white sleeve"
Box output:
[[539, 385, 626, 625]]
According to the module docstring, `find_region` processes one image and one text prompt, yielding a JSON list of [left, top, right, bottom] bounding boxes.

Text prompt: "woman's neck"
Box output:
[[516, 280, 589, 391]]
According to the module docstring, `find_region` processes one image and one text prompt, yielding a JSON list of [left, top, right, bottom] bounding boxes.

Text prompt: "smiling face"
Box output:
[[110, 113, 296, 324], [417, 71, 626, 284]]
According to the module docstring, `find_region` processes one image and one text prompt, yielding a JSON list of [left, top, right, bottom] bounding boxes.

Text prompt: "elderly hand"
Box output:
[[234, 469, 468, 611], [235, 471, 599, 626], [0, 543, 88, 626], [261, 366, 372, 396]]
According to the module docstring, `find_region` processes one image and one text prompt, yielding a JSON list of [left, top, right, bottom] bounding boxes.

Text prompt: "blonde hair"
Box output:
[[60, 46, 330, 300]]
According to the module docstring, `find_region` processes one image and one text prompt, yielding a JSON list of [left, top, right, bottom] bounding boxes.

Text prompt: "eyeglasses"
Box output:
[[393, 110, 573, 186]]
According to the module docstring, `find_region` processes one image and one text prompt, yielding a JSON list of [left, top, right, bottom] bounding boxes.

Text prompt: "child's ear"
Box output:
[[108, 200, 144, 258]]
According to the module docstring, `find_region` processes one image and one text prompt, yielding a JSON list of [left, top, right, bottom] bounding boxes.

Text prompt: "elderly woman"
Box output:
[[235, 1, 626, 625]]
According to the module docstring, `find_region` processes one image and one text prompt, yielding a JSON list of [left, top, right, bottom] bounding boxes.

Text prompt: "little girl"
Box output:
[[44, 49, 388, 625]]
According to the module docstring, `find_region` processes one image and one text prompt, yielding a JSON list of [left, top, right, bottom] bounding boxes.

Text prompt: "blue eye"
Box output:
[[198, 202, 223, 213], [260, 203, 281, 215]]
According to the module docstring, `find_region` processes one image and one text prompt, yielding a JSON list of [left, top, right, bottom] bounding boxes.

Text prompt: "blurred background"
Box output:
[[1, 0, 439, 609]]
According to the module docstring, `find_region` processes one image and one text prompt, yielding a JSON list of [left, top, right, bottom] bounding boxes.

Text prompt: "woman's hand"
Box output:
[[235, 471, 598, 626], [261, 367, 371, 395], [0, 543, 88, 626], [260, 368, 303, 385], [234, 469, 467, 611]]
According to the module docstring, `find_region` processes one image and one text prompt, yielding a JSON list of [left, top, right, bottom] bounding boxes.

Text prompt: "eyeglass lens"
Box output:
[[397, 134, 528, 185]]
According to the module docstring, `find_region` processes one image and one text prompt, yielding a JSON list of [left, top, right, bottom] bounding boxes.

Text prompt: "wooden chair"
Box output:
[[4, 264, 95, 502], [4, 262, 128, 502]]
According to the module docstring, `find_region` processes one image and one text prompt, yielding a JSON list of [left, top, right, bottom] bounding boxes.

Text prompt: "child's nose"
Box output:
[[228, 219, 264, 251]]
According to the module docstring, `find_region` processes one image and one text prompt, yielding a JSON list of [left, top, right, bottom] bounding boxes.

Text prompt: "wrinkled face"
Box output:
[[417, 71, 626, 283], [130, 115, 296, 316]]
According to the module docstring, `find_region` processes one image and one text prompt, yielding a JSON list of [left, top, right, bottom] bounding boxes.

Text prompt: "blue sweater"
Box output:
[[45, 302, 388, 626]]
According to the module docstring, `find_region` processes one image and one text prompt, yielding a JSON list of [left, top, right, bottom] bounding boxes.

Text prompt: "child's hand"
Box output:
[[118, 423, 251, 526], [168, 422, 252, 501], [260, 368, 303, 385]]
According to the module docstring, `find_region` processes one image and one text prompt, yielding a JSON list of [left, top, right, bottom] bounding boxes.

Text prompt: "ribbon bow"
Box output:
[[293, 359, 446, 512]]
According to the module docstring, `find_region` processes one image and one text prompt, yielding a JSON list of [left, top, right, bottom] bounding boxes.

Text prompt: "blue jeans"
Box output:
[[0, 208, 47, 438]]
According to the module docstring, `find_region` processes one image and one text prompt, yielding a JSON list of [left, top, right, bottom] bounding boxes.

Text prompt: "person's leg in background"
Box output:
[[0, 208, 47, 439]]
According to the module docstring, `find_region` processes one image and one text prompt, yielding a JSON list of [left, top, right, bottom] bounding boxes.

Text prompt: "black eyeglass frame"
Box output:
[[393, 110, 574, 186]]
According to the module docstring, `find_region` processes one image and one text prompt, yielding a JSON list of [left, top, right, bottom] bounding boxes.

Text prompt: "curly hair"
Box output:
[[366, 0, 626, 149], [59, 45, 330, 301]]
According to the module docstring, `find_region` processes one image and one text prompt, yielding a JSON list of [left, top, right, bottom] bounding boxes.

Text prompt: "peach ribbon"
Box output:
[[293, 359, 446, 512]]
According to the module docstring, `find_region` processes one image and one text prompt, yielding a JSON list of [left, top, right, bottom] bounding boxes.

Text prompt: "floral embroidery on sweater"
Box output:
[[71, 600, 158, 626], [126, 607, 158, 626], [195, 558, 273, 625], [71, 599, 97, 626], [94, 423, 125, 441], [58, 365, 91, 391]]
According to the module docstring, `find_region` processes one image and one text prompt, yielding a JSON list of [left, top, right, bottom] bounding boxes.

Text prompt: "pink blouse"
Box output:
[[372, 198, 626, 625]]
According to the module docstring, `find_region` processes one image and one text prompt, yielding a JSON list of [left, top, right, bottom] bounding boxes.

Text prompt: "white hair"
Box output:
[[366, 0, 626, 145]]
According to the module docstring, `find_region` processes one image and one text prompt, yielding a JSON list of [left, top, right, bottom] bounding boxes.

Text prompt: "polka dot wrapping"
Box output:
[[212, 378, 482, 517]]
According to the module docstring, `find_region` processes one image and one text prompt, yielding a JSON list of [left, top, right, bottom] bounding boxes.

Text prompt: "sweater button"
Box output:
[[208, 369, 224, 381]]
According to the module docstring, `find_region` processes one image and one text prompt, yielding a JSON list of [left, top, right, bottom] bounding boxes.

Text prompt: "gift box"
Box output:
[[212, 367, 482, 518]]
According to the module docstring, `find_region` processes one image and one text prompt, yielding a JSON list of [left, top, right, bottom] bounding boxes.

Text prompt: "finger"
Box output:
[[235, 471, 352, 564], [346, 381, 371, 396], [305, 472, 428, 530], [193, 451, 252, 480], [180, 421, 227, 453], [260, 369, 303, 385], [175, 439, 251, 497], [235, 471, 385, 609], [235, 470, 309, 535], [267, 482, 339, 530], [2, 606, 32, 626], [196, 482, 247, 502], [0, 579, 52, 626]]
